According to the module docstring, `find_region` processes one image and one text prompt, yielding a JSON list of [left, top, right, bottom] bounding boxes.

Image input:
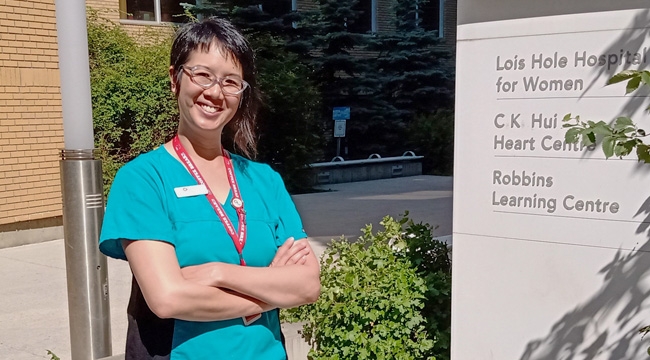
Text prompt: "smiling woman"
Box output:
[[99, 17, 320, 360]]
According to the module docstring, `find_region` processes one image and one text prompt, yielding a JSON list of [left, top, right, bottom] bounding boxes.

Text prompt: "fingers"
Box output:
[[271, 237, 294, 266], [283, 239, 312, 265], [276, 237, 294, 258], [284, 241, 309, 265], [271, 237, 311, 267], [286, 246, 310, 265]]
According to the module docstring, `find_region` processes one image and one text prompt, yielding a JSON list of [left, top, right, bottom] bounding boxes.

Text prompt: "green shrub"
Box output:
[[87, 9, 178, 196], [289, 215, 438, 360], [399, 218, 452, 360]]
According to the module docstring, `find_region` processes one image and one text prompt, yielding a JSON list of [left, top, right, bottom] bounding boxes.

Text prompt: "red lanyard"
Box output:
[[172, 135, 247, 266]]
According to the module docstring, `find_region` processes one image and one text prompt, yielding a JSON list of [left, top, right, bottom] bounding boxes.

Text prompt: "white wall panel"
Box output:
[[453, 6, 650, 360]]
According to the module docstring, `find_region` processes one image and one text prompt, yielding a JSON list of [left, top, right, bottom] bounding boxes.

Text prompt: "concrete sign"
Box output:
[[454, 4, 650, 360]]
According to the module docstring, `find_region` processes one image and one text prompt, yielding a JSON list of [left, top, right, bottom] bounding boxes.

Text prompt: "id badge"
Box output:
[[174, 184, 208, 198], [243, 313, 262, 326]]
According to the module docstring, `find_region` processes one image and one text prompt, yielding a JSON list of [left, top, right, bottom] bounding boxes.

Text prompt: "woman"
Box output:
[[99, 17, 320, 360]]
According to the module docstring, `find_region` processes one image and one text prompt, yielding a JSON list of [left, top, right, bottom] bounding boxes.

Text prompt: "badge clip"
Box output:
[[243, 313, 261, 326]]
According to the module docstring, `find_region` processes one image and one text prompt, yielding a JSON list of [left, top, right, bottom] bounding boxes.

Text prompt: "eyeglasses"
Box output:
[[180, 65, 249, 95]]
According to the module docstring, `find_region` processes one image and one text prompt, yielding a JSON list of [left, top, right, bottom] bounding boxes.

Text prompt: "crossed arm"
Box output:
[[123, 237, 320, 322]]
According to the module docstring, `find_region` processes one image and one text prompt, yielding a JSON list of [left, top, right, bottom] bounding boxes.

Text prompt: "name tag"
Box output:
[[174, 184, 208, 198]]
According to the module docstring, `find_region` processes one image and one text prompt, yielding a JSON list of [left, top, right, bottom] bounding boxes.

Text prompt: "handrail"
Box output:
[[311, 152, 423, 168]]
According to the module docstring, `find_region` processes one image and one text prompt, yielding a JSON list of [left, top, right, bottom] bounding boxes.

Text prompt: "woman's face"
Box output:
[[172, 44, 244, 136]]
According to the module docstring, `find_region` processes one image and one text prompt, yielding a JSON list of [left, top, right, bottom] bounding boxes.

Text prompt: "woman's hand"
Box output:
[[181, 236, 311, 287], [177, 237, 319, 309], [270, 237, 311, 267], [214, 237, 321, 308]]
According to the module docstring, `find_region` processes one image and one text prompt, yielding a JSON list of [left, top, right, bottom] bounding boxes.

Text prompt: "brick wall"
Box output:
[[86, 0, 120, 22], [121, 23, 176, 43], [0, 0, 64, 229], [0, 0, 172, 240]]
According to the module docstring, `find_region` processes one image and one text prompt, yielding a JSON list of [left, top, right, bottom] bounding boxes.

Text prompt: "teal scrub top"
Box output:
[[100, 146, 308, 360]]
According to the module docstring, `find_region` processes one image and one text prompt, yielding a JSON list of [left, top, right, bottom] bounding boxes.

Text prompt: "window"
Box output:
[[347, 0, 377, 33], [260, 0, 293, 18], [420, 0, 443, 37], [120, 0, 196, 23]]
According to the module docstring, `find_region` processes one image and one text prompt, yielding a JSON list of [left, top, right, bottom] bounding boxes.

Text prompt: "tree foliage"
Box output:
[[370, 0, 453, 118], [400, 217, 451, 360], [363, 0, 453, 159], [305, 0, 454, 159], [407, 108, 454, 175], [306, 0, 380, 158], [563, 70, 650, 163], [253, 33, 325, 193]]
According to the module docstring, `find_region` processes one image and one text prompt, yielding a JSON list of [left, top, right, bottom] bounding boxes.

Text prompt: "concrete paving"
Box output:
[[0, 175, 452, 360]]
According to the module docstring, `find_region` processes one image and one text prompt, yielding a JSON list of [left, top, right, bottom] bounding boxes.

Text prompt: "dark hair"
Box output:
[[170, 17, 261, 158]]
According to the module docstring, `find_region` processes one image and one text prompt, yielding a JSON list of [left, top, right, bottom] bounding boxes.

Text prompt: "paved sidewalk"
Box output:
[[0, 175, 452, 360]]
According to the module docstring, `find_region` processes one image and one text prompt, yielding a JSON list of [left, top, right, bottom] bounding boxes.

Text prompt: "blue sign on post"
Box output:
[[333, 107, 350, 120]]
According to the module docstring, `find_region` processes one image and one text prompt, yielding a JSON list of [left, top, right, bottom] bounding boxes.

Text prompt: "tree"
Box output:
[[376, 0, 453, 115], [306, 0, 388, 158], [406, 109, 454, 175], [304, 0, 454, 158], [364, 0, 453, 157], [253, 33, 325, 193]]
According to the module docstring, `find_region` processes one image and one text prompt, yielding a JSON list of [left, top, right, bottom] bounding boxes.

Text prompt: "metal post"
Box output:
[[55, 0, 112, 359], [60, 150, 112, 360], [336, 138, 341, 157]]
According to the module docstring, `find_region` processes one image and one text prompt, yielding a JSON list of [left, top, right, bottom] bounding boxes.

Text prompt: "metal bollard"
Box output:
[[60, 149, 112, 360]]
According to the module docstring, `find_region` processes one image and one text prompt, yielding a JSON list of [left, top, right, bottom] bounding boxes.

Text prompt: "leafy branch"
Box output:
[[563, 70, 650, 163]]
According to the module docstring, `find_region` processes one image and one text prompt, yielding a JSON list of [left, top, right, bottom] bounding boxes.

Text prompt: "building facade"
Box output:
[[0, 0, 456, 247], [0, 0, 64, 246]]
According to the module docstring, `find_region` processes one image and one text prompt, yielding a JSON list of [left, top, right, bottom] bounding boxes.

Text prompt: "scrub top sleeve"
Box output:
[[99, 162, 175, 260], [271, 170, 308, 246]]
